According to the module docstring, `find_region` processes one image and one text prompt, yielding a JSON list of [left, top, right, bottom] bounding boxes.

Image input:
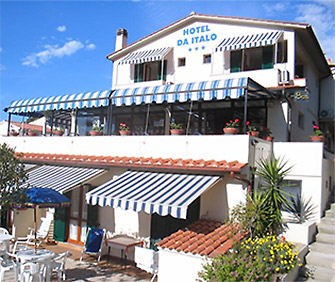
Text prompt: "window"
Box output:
[[230, 46, 274, 73], [134, 60, 167, 82], [203, 54, 211, 64], [178, 57, 186, 67], [298, 111, 304, 129], [295, 65, 304, 78], [280, 180, 302, 212], [277, 40, 288, 63]]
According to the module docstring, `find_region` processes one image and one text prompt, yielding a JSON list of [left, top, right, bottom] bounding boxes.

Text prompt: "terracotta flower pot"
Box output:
[[248, 131, 259, 137], [310, 135, 324, 142], [119, 130, 130, 136], [170, 129, 183, 135], [90, 130, 102, 136], [54, 130, 64, 136], [10, 132, 19, 136], [265, 136, 274, 141], [223, 128, 237, 135], [28, 131, 38, 136]]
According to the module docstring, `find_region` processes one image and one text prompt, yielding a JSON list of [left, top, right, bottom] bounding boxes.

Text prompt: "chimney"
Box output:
[[115, 28, 128, 51]]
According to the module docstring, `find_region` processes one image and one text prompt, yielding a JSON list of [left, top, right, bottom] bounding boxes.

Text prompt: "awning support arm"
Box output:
[[186, 101, 193, 135], [144, 104, 150, 135], [243, 88, 248, 134]]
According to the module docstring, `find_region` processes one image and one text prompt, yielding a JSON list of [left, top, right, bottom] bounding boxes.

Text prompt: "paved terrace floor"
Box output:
[[4, 242, 153, 281]]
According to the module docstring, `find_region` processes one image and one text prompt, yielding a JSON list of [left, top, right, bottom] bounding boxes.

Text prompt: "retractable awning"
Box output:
[[24, 164, 38, 171], [5, 90, 111, 114], [215, 31, 283, 52], [86, 170, 220, 219], [24, 165, 105, 194], [118, 47, 172, 65], [111, 77, 273, 106]]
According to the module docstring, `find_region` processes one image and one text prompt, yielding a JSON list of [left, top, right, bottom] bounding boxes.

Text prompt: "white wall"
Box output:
[[0, 135, 252, 163], [158, 248, 206, 282], [274, 142, 327, 220], [13, 208, 46, 238], [113, 19, 296, 89]]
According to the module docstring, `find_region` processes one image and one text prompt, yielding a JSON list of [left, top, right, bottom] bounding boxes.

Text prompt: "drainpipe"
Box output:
[[230, 171, 252, 195], [283, 89, 292, 142], [243, 88, 248, 134], [7, 113, 12, 136]]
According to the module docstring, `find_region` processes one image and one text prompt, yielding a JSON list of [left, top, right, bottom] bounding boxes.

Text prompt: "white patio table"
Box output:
[[0, 233, 13, 253], [16, 249, 55, 282]]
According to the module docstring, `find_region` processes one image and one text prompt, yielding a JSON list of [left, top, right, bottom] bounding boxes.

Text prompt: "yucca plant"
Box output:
[[255, 157, 292, 236], [286, 196, 317, 223]]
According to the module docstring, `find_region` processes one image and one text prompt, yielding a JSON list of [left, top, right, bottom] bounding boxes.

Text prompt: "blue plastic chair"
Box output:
[[80, 228, 106, 263]]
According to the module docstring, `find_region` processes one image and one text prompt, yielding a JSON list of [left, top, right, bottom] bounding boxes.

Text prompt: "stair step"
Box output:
[[325, 209, 335, 217], [321, 216, 335, 225], [318, 222, 335, 234], [309, 242, 335, 255], [316, 233, 335, 244], [306, 252, 335, 269], [331, 203, 335, 211], [305, 265, 335, 281]]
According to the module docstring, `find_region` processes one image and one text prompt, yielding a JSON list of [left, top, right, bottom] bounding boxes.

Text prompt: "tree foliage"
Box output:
[[0, 143, 28, 209]]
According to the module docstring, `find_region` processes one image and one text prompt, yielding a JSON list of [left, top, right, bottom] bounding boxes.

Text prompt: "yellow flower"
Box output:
[[269, 259, 273, 262], [275, 267, 280, 272], [263, 258, 267, 261]]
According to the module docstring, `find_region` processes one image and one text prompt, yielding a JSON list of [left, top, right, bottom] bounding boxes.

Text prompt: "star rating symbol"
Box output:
[[188, 48, 192, 52], [202, 46, 205, 50], [195, 47, 199, 51]]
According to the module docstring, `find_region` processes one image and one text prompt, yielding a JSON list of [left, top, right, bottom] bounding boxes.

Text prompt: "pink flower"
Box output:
[[246, 121, 250, 125], [235, 119, 239, 122]]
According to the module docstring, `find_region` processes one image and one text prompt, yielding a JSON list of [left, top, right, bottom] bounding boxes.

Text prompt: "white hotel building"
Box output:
[[1, 13, 334, 281]]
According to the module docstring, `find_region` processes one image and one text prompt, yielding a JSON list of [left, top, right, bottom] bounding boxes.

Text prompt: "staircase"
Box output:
[[305, 203, 335, 281]]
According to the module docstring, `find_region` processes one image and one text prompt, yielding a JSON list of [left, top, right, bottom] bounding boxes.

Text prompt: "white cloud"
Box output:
[[263, 2, 287, 15], [295, 3, 335, 60], [86, 43, 96, 50], [22, 40, 84, 67], [57, 25, 67, 32]]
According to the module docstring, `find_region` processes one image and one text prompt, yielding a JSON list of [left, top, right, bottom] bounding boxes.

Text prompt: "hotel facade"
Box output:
[[2, 13, 334, 281]]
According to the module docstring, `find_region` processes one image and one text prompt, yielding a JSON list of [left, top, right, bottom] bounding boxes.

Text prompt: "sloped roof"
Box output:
[[17, 152, 247, 173], [156, 219, 247, 258], [107, 12, 308, 61]]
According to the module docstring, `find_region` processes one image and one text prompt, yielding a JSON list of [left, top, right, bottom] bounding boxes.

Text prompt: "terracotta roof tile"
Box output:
[[156, 219, 248, 257], [16, 152, 247, 173]]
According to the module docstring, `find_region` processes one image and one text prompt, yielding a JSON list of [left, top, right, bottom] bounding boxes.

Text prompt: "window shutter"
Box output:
[[262, 46, 274, 69], [230, 50, 242, 73]]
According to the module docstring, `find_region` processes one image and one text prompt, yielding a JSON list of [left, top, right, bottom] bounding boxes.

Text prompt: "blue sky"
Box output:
[[0, 0, 334, 121]]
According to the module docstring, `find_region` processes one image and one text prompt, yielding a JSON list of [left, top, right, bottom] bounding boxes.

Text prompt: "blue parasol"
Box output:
[[14, 187, 71, 252]]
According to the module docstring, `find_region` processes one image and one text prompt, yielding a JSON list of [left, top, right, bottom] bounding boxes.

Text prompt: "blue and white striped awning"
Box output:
[[215, 31, 283, 52], [86, 171, 220, 219], [24, 165, 105, 194], [6, 90, 111, 114], [111, 77, 250, 106], [24, 164, 38, 171], [118, 47, 172, 65]]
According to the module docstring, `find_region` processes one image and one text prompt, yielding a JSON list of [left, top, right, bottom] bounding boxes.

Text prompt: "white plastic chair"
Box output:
[[50, 251, 70, 281], [0, 228, 9, 235], [13, 215, 52, 253], [134, 246, 158, 282], [0, 252, 19, 282]]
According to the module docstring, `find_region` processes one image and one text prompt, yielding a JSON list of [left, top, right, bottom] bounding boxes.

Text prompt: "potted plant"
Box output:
[[119, 123, 130, 135], [247, 121, 259, 136], [27, 130, 39, 136], [170, 123, 183, 135], [90, 126, 103, 136], [260, 127, 274, 141], [54, 126, 65, 136], [223, 119, 239, 134], [310, 125, 324, 142], [10, 130, 19, 136]]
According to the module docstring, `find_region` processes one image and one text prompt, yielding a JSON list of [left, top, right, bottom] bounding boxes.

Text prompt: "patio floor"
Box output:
[[4, 241, 153, 281]]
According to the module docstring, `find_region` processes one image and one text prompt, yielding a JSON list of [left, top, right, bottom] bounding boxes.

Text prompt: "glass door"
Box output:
[[68, 186, 88, 245]]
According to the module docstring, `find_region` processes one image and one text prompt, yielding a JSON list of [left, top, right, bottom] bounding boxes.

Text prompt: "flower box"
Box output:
[[27, 131, 39, 136], [310, 135, 324, 142], [170, 129, 183, 135], [90, 130, 102, 136], [119, 130, 130, 136], [248, 131, 259, 137], [54, 130, 64, 136], [223, 128, 237, 135], [10, 132, 19, 136]]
